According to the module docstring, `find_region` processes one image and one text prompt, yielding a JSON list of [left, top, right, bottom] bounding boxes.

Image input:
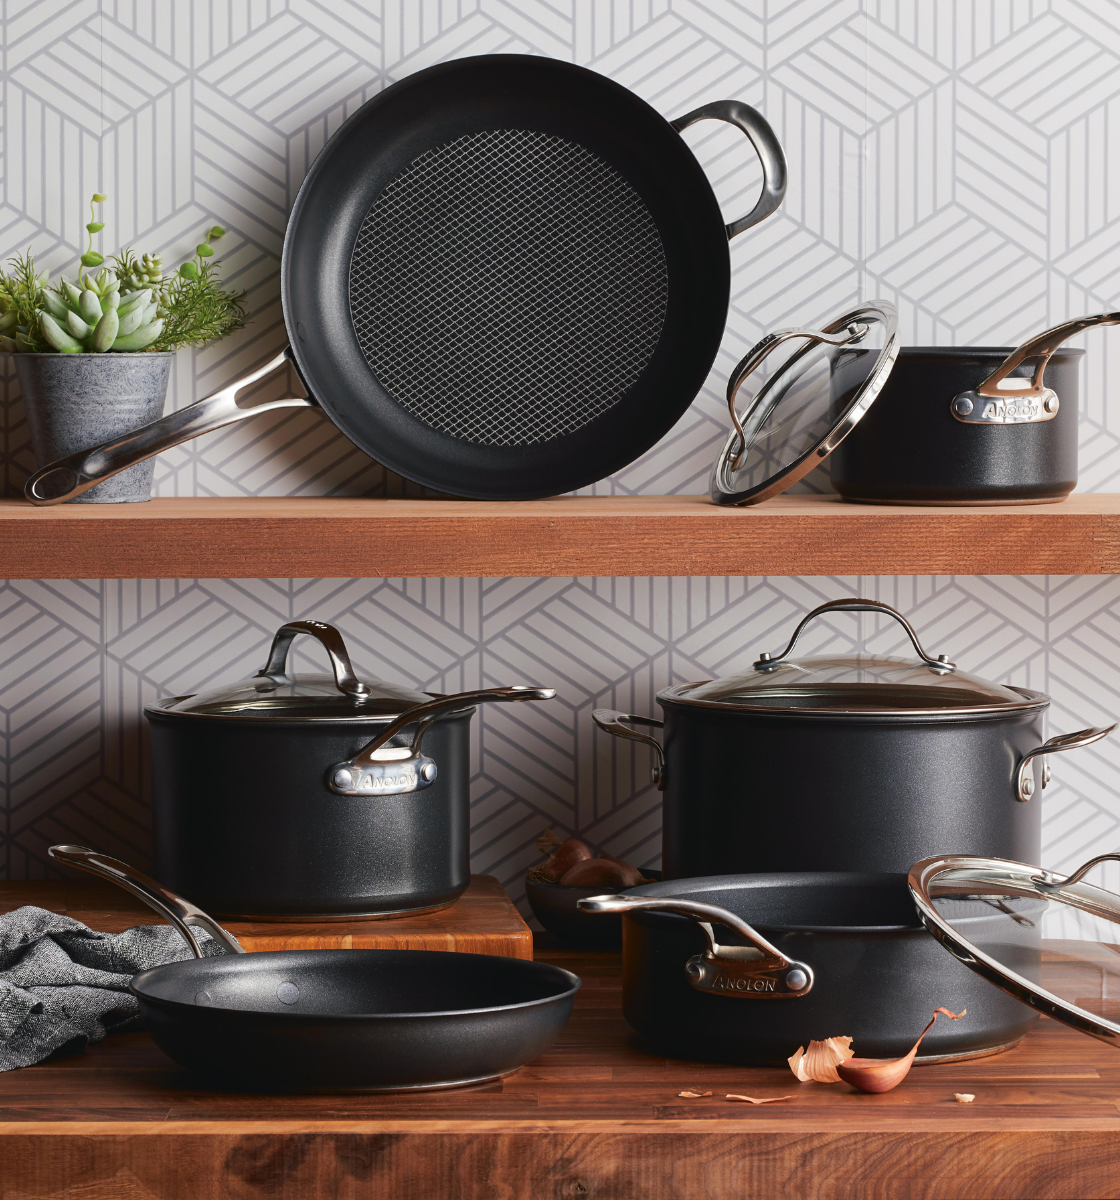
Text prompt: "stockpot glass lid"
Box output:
[[661, 598, 1042, 716], [910, 853, 1120, 1049], [147, 620, 432, 721], [709, 301, 899, 506]]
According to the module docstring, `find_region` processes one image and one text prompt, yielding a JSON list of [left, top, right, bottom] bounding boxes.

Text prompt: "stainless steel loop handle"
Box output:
[[671, 100, 787, 239], [591, 709, 665, 789], [24, 348, 310, 505], [1034, 852, 1120, 892], [328, 686, 555, 796], [258, 620, 368, 699], [754, 598, 955, 673], [578, 894, 813, 998], [47, 844, 244, 957], [1016, 723, 1116, 802]]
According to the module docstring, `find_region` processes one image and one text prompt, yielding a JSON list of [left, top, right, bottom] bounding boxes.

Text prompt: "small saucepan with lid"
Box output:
[[148, 619, 554, 919], [709, 306, 1119, 506]]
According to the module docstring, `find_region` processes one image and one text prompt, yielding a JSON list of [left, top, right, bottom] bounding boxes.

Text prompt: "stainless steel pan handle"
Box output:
[[328, 686, 555, 797], [754, 598, 955, 673], [671, 101, 787, 238], [24, 348, 312, 505], [47, 844, 244, 957], [591, 709, 665, 789], [578, 894, 813, 998], [952, 313, 1120, 425], [1016, 723, 1116, 802], [257, 620, 369, 699]]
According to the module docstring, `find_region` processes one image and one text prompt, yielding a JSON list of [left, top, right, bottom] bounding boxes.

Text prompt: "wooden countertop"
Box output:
[[2, 940, 1118, 1199], [3, 492, 1118, 578]]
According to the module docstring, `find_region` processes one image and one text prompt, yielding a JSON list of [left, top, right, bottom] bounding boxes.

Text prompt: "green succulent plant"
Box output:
[[38, 268, 163, 352], [0, 193, 245, 354]]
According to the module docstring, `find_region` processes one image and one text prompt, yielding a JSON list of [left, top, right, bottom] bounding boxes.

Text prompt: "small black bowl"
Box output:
[[526, 870, 662, 948]]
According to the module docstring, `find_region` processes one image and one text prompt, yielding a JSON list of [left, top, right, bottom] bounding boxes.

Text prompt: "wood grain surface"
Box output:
[[0, 876, 533, 958], [2, 942, 1119, 1198], [2, 493, 1117, 579]]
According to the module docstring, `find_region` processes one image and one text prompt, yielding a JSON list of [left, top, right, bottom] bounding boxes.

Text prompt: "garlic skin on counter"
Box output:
[[788, 1008, 967, 1094]]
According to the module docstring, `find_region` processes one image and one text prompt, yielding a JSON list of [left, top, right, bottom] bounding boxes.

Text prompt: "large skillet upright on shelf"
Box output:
[[47, 846, 580, 1093], [25, 54, 787, 505]]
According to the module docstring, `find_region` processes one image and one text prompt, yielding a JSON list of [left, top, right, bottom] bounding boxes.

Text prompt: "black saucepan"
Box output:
[[48, 846, 579, 1092], [26, 54, 786, 505], [147, 619, 554, 920], [580, 873, 1039, 1064]]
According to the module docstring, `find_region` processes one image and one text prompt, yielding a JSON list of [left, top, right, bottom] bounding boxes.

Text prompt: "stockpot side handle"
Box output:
[[346, 686, 556, 769], [47, 845, 245, 957], [754, 598, 955, 673], [671, 101, 787, 239], [24, 348, 311, 505], [578, 894, 814, 998], [976, 313, 1120, 399], [591, 709, 665, 790], [1016, 723, 1117, 802], [257, 620, 368, 699]]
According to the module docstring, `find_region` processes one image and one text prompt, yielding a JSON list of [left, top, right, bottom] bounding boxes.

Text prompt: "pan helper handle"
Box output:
[[328, 686, 555, 797], [47, 845, 245, 957], [591, 709, 666, 789], [1015, 722, 1116, 802], [24, 347, 312, 505], [579, 894, 814, 998], [671, 101, 787, 238]]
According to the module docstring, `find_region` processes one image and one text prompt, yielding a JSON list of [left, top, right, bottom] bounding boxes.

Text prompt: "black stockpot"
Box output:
[[579, 873, 1040, 1063], [594, 599, 1114, 879], [148, 621, 553, 919], [830, 346, 1083, 504]]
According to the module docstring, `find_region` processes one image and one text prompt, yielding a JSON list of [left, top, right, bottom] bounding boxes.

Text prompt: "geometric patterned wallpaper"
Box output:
[[3, 2, 1120, 911]]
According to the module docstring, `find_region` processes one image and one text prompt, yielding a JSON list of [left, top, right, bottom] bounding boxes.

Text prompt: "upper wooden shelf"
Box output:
[[1, 493, 1117, 579]]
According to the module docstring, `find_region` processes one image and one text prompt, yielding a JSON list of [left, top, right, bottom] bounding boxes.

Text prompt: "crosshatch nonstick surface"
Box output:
[[348, 128, 670, 447]]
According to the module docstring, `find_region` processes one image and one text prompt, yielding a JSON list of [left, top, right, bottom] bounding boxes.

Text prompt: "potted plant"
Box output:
[[0, 193, 246, 502]]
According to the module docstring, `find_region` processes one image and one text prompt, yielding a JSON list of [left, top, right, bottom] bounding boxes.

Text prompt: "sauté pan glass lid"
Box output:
[[660, 598, 1052, 717], [709, 300, 899, 506], [910, 853, 1120, 1049]]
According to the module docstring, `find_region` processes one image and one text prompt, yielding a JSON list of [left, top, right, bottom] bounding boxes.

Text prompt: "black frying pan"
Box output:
[[48, 845, 579, 1092], [26, 54, 786, 505]]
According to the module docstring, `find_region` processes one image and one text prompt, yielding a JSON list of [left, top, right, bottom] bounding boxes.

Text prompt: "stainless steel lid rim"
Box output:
[[144, 695, 476, 726], [655, 685, 1049, 721]]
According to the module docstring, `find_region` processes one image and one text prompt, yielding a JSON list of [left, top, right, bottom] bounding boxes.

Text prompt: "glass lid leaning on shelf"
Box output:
[[909, 853, 1120, 1049], [709, 301, 900, 506]]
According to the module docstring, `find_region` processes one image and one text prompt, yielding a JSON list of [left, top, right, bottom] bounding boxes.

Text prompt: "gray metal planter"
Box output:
[[16, 352, 173, 503]]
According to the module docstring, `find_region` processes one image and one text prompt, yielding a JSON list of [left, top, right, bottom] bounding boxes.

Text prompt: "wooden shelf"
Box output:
[[1, 493, 1118, 579]]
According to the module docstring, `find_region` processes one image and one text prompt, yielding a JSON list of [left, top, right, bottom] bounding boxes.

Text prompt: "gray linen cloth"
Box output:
[[0, 906, 224, 1071]]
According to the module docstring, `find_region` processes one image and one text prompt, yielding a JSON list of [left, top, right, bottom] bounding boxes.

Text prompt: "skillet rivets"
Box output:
[[785, 969, 808, 991], [277, 981, 300, 1005], [194, 990, 213, 1006]]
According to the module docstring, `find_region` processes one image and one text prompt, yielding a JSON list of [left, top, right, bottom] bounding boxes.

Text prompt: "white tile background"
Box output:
[[3, 2, 1120, 909]]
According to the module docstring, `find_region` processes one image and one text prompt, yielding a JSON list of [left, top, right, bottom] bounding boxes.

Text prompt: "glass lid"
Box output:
[[661, 598, 1043, 716], [910, 853, 1120, 1049], [147, 620, 432, 721], [709, 301, 899, 506]]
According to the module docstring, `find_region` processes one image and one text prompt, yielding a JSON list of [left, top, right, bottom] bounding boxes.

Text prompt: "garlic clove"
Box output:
[[836, 1007, 966, 1095]]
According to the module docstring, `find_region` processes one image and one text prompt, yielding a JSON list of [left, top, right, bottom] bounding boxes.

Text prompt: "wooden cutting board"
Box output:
[[0, 874, 532, 959]]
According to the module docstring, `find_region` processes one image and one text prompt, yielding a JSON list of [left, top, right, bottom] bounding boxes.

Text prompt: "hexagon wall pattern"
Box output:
[[3, 2, 1120, 911]]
